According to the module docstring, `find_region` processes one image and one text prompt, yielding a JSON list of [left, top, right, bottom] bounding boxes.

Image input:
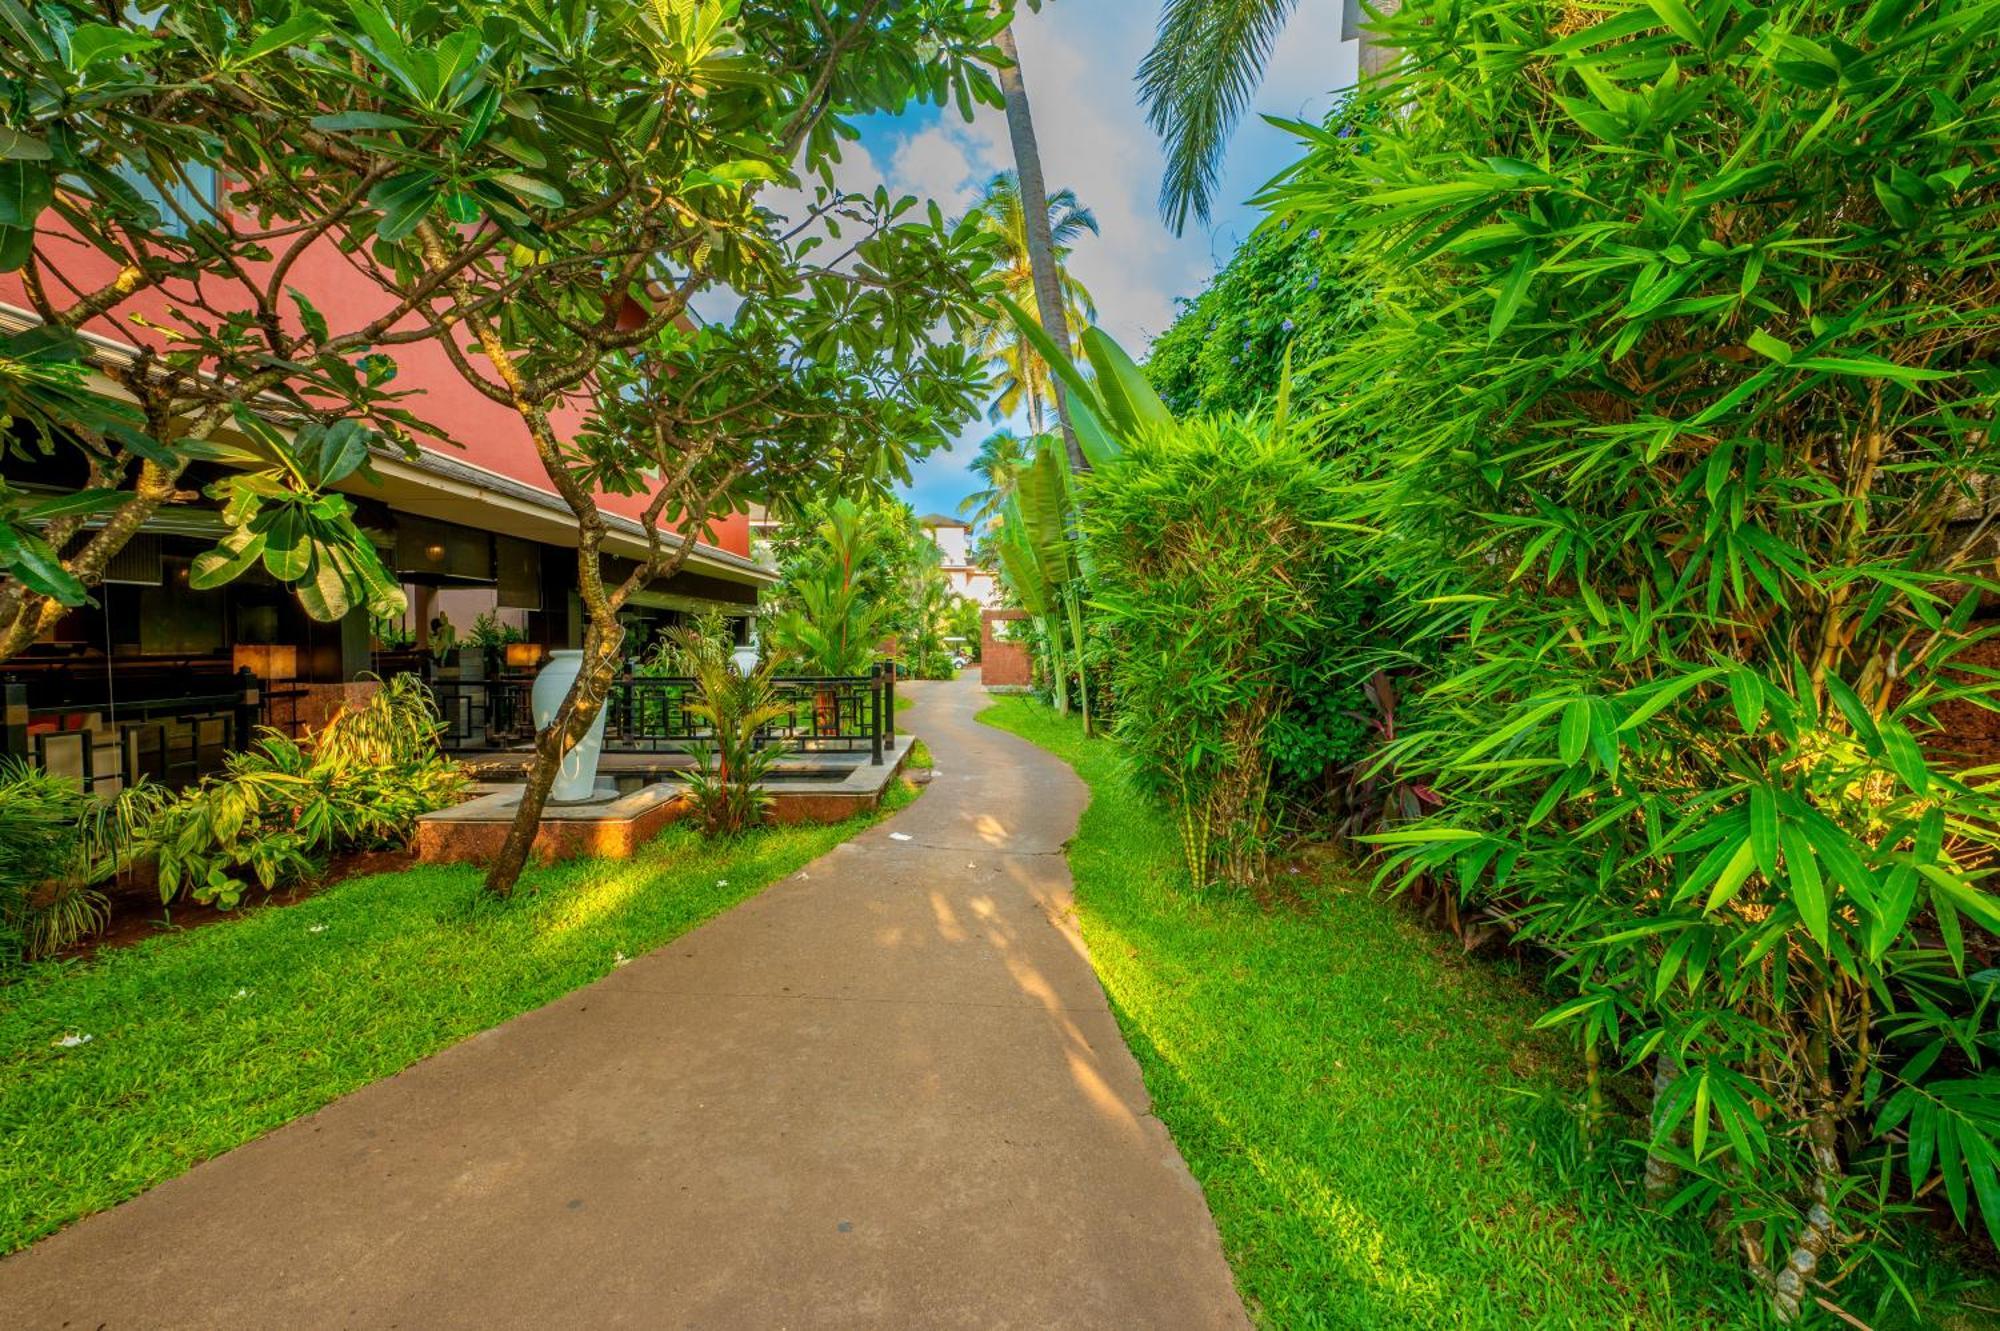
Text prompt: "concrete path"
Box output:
[[0, 672, 1248, 1329]]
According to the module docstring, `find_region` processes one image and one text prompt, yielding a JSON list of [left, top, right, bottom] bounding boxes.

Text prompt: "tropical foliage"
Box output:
[[124, 675, 464, 907], [1143, 207, 1368, 419], [958, 427, 1029, 529], [0, 759, 116, 968], [1083, 410, 1352, 887], [1254, 0, 2000, 1312], [766, 498, 895, 678], [669, 626, 791, 837], [1137, 0, 1303, 231]]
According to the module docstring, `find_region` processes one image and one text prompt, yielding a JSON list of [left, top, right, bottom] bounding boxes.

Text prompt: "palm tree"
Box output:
[[991, 20, 1092, 474], [959, 427, 1028, 530], [1138, 0, 1399, 234], [963, 172, 1097, 436]]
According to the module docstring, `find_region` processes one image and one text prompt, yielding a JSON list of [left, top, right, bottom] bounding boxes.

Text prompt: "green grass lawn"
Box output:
[[980, 698, 1994, 1331], [0, 784, 915, 1255]]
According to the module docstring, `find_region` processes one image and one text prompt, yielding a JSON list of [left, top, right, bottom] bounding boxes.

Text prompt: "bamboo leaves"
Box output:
[[1281, 0, 2000, 1298]]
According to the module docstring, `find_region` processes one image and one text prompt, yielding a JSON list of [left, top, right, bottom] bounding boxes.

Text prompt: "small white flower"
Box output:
[[307, 924, 326, 934], [233, 988, 248, 1000], [716, 879, 728, 887], [612, 950, 630, 968], [52, 1033, 91, 1048]]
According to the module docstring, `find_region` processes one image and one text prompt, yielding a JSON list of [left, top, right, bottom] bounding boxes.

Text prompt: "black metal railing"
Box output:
[[422, 665, 895, 764], [2, 670, 263, 794]]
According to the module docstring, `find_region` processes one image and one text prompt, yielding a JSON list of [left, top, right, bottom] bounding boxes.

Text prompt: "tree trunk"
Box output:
[[1064, 581, 1092, 737], [993, 20, 1086, 475], [482, 616, 626, 895], [1767, 1030, 1844, 1324], [1643, 1055, 1683, 1201]]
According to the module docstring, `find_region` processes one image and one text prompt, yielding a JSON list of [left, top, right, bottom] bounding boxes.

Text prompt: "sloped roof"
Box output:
[[917, 512, 967, 529]]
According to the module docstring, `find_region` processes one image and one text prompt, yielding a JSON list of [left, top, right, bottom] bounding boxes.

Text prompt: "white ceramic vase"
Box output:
[[531, 649, 608, 802]]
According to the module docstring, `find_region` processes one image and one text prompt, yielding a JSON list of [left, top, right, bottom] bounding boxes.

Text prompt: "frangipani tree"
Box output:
[[0, 3, 439, 656], [1, 0, 1006, 891]]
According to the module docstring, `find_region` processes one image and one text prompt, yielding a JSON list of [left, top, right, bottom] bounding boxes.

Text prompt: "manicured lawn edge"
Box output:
[[0, 782, 918, 1255], [978, 697, 1780, 1329]]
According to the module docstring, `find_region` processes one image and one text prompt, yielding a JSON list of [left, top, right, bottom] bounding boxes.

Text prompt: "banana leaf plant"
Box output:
[[993, 439, 1090, 729], [990, 298, 1184, 734]]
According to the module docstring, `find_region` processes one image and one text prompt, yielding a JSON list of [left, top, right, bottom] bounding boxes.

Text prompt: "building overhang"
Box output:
[[0, 300, 774, 590], [362, 448, 775, 589]]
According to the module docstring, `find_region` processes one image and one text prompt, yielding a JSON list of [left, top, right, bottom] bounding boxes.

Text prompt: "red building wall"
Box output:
[[1, 212, 749, 558], [980, 609, 1032, 689]]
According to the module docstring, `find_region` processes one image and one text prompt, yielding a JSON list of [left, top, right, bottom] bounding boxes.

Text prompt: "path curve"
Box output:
[[0, 672, 1248, 1329]]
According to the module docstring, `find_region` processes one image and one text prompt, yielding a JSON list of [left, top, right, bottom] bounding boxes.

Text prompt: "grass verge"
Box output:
[[980, 698, 1991, 1330], [0, 780, 917, 1255]]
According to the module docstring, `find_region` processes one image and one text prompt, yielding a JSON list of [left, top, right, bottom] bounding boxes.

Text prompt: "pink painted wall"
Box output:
[[3, 215, 749, 559]]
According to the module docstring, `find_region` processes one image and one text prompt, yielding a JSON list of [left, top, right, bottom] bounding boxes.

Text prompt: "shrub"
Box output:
[[767, 497, 892, 677], [1143, 207, 1364, 420], [125, 675, 465, 906], [670, 628, 791, 836], [1281, 0, 2000, 1309], [0, 760, 114, 967], [1081, 414, 1354, 887]]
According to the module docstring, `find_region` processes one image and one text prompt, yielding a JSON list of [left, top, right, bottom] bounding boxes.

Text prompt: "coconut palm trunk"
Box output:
[[992, 21, 1087, 475]]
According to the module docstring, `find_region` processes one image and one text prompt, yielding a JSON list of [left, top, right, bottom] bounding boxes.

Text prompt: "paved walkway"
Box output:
[[0, 673, 1248, 1329]]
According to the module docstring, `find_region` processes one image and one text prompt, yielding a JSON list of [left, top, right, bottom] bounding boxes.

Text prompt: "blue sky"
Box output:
[[844, 1, 1359, 526]]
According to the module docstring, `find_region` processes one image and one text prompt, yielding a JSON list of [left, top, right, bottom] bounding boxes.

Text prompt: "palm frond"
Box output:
[[1138, 0, 1302, 233]]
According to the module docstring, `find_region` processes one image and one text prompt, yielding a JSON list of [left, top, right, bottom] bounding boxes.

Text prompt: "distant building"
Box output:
[[916, 514, 1000, 608]]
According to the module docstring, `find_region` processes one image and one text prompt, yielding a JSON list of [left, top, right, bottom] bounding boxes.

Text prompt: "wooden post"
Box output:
[[2, 676, 27, 762], [870, 671, 883, 767], [234, 667, 262, 749], [882, 660, 896, 750]]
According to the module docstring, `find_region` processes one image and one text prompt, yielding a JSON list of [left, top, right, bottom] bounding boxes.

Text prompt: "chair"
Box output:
[[121, 720, 168, 787], [194, 714, 230, 777], [33, 730, 93, 789]]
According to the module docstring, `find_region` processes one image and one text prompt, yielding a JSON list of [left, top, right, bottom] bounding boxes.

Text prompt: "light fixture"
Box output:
[[425, 542, 446, 563], [232, 643, 298, 681], [505, 642, 544, 670]]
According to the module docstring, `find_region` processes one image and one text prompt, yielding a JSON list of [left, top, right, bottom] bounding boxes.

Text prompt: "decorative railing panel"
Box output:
[[422, 669, 893, 762]]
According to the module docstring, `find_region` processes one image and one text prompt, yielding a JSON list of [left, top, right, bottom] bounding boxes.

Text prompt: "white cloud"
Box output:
[[888, 125, 983, 214], [873, 1, 1359, 516]]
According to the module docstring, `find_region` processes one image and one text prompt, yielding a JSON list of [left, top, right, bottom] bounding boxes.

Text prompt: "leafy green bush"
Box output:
[[0, 760, 114, 968], [125, 675, 465, 906], [1144, 215, 1360, 420], [1278, 0, 2000, 1311], [669, 627, 790, 836], [1082, 414, 1353, 887], [767, 497, 892, 677]]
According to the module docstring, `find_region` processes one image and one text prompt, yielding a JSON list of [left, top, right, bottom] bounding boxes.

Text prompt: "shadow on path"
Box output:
[[0, 671, 1248, 1330]]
